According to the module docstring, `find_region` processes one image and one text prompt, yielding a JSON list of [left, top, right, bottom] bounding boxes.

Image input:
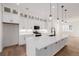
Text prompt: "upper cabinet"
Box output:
[[2, 4, 19, 24], [4, 7, 11, 13]]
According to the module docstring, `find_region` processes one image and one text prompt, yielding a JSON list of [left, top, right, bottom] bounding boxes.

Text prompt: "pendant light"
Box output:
[[61, 5, 64, 22], [49, 3, 52, 20], [64, 9, 67, 23], [57, 3, 59, 20]]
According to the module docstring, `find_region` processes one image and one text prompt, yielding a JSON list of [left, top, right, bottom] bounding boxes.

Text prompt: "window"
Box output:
[[4, 7, 11, 13], [24, 14, 27, 18], [13, 9, 18, 14]]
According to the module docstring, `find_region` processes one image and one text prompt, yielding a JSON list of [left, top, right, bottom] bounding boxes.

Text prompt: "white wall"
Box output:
[[0, 4, 2, 52], [71, 17, 79, 37]]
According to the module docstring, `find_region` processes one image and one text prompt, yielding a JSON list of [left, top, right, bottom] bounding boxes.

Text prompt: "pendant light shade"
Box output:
[[49, 14, 52, 20]]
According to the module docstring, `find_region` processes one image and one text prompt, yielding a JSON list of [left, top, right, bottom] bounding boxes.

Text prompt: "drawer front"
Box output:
[[2, 12, 19, 23], [56, 38, 67, 51], [36, 38, 68, 56], [36, 43, 56, 56], [3, 17, 19, 24]]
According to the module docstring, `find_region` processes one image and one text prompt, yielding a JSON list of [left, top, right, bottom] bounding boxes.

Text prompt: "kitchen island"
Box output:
[[26, 35, 68, 56]]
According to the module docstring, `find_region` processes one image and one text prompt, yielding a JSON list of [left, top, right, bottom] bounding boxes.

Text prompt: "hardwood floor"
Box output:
[[55, 36, 79, 56], [0, 36, 79, 56], [1, 45, 26, 56]]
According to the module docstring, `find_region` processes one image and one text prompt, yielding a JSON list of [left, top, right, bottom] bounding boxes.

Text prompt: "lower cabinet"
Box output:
[[36, 38, 68, 56], [36, 43, 56, 56]]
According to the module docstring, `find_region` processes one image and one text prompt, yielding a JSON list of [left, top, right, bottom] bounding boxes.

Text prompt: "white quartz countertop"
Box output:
[[35, 35, 68, 50]]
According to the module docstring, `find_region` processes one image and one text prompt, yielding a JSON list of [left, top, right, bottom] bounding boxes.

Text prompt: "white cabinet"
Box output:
[[35, 37, 68, 56], [2, 12, 18, 23], [2, 4, 19, 24], [26, 35, 68, 56], [36, 43, 56, 56], [2, 23, 19, 48]]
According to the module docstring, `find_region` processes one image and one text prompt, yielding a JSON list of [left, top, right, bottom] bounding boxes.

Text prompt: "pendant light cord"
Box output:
[[50, 3, 52, 15], [57, 3, 59, 20], [65, 9, 67, 19], [61, 5, 64, 21], [62, 6, 63, 20]]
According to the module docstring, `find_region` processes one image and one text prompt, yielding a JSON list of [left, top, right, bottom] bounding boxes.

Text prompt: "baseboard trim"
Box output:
[[3, 44, 18, 49]]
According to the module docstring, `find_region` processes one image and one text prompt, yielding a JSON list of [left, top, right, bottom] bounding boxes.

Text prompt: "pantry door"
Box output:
[[2, 23, 19, 48]]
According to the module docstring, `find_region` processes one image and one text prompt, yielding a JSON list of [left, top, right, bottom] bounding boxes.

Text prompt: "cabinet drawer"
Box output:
[[36, 38, 68, 56], [2, 12, 19, 23], [36, 43, 56, 56]]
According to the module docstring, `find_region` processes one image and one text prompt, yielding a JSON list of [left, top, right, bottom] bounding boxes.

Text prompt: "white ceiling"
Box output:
[[18, 3, 79, 20], [4, 3, 79, 21]]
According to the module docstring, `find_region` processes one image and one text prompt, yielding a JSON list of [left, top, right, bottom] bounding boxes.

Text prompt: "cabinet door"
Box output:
[[3, 5, 19, 24], [36, 43, 56, 56], [36, 47, 48, 56], [2, 23, 19, 47], [56, 39, 67, 52]]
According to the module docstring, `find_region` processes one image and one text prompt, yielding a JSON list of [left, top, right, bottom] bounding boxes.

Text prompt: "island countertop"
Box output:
[[34, 35, 68, 50]]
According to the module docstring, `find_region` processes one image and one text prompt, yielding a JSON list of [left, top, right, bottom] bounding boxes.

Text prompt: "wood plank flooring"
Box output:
[[1, 45, 26, 56], [55, 36, 79, 56], [0, 36, 79, 56]]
